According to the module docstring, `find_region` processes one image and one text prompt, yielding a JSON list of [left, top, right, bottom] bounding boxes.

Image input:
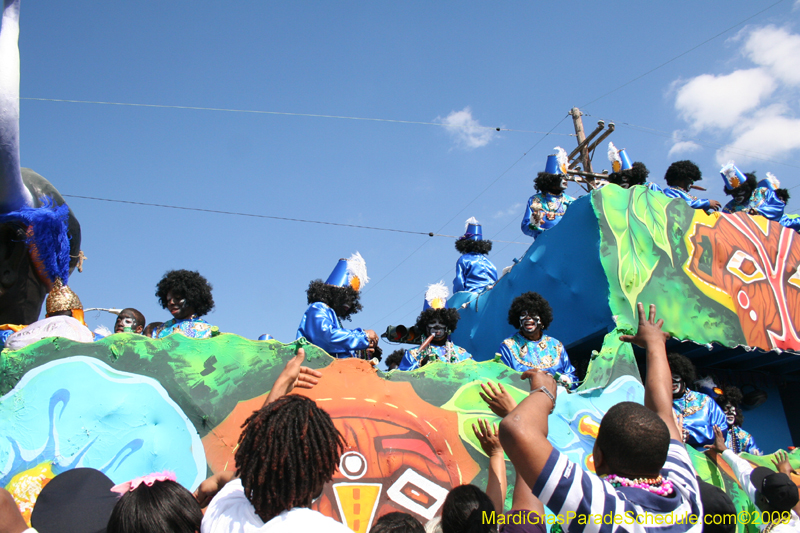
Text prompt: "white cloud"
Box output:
[[674, 68, 775, 130], [668, 140, 702, 157], [492, 202, 523, 219], [671, 25, 800, 166], [436, 107, 497, 149], [743, 25, 800, 86]]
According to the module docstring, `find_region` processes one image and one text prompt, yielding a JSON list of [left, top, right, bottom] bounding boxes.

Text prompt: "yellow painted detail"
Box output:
[[5, 462, 55, 525], [333, 483, 382, 533]]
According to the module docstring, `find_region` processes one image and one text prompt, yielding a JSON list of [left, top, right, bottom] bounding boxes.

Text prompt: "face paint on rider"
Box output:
[[672, 373, 686, 399], [427, 320, 447, 345]]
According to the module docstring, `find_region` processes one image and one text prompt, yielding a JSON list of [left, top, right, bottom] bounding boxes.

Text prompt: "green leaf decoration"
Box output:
[[602, 185, 674, 317]]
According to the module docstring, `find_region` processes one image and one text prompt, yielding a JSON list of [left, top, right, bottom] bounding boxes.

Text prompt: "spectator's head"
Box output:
[[667, 353, 696, 399], [441, 484, 496, 533], [235, 394, 345, 523], [306, 279, 363, 321], [665, 160, 702, 189], [775, 188, 790, 204], [723, 171, 758, 206], [31, 468, 118, 533], [107, 477, 202, 533], [143, 322, 163, 338], [714, 386, 744, 427], [414, 307, 461, 344], [114, 308, 146, 334], [155, 269, 214, 319], [697, 479, 736, 533], [534, 171, 567, 195], [507, 292, 553, 339], [370, 511, 425, 533], [608, 161, 650, 189], [386, 349, 405, 371], [751, 468, 800, 513], [594, 402, 670, 479]]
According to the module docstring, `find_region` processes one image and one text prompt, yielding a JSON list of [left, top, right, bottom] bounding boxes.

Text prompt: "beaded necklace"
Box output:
[[604, 474, 674, 497], [420, 342, 461, 365], [730, 425, 741, 454]]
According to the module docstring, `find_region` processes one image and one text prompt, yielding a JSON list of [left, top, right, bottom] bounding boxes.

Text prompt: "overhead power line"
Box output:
[[21, 97, 574, 136], [61, 194, 530, 244], [580, 0, 786, 109]]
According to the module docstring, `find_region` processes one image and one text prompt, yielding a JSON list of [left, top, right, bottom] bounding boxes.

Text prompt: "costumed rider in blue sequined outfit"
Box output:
[[668, 353, 727, 448], [453, 217, 497, 294], [520, 148, 574, 240], [398, 282, 473, 371], [606, 142, 661, 193], [712, 385, 762, 455], [296, 252, 379, 358], [153, 269, 216, 339], [496, 291, 577, 390], [720, 164, 787, 226], [662, 160, 721, 212]]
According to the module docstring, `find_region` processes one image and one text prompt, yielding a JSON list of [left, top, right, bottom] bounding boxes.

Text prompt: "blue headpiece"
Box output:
[[459, 217, 483, 241], [608, 142, 633, 173], [543, 146, 568, 175], [325, 252, 369, 292], [720, 162, 747, 191]]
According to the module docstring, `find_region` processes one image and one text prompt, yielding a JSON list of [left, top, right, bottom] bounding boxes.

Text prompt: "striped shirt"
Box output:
[[531, 440, 702, 532]]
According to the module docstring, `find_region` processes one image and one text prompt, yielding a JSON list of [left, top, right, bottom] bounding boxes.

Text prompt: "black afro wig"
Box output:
[[724, 172, 758, 198], [775, 188, 790, 204], [385, 349, 405, 370], [714, 385, 744, 426], [664, 160, 702, 187], [666, 353, 696, 387], [507, 292, 554, 330], [607, 162, 650, 188], [306, 279, 363, 321], [414, 307, 461, 335], [155, 269, 215, 317], [454, 238, 493, 255], [533, 172, 565, 194]]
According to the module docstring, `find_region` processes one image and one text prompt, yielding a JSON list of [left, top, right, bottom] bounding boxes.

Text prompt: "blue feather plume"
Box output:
[[0, 196, 72, 285]]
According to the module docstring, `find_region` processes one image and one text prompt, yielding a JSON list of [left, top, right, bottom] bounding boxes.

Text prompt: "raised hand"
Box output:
[[479, 381, 518, 418], [619, 303, 669, 348], [472, 418, 503, 458], [704, 425, 728, 454], [264, 347, 323, 406], [772, 450, 796, 476]]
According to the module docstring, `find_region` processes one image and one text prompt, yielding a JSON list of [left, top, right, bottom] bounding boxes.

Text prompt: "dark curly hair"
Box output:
[[386, 349, 405, 370], [723, 171, 757, 198], [667, 353, 696, 387], [454, 238, 493, 255], [714, 385, 744, 426], [775, 188, 790, 204], [607, 161, 650, 188], [107, 480, 202, 533], [507, 292, 553, 330], [155, 270, 215, 317], [414, 307, 461, 335], [664, 160, 702, 187], [306, 279, 362, 321], [235, 395, 345, 523], [533, 172, 565, 194]]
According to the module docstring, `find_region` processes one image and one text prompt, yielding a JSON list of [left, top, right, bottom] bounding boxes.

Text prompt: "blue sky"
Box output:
[[14, 1, 800, 357]]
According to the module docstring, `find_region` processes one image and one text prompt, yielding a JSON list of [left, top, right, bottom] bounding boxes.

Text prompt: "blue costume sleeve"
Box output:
[[554, 344, 578, 390], [743, 432, 762, 455], [520, 196, 542, 238], [750, 188, 785, 222], [663, 187, 711, 210], [296, 302, 369, 357], [398, 349, 420, 371], [780, 214, 800, 232], [646, 182, 664, 194], [453, 256, 468, 293]]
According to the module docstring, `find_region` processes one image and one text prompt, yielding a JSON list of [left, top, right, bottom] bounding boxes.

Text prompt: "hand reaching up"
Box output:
[[264, 347, 323, 406], [619, 303, 669, 348], [479, 381, 518, 418], [704, 426, 728, 454], [473, 418, 503, 458], [772, 450, 796, 476]]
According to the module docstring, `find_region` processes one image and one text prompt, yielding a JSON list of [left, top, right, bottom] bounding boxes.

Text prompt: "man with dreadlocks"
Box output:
[[297, 252, 379, 359], [453, 217, 497, 294], [201, 347, 352, 532], [398, 282, 472, 371], [520, 148, 574, 240], [712, 385, 762, 455], [668, 353, 727, 449]]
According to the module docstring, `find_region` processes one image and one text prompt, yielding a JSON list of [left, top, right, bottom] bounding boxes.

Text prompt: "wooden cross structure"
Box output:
[[565, 107, 617, 192]]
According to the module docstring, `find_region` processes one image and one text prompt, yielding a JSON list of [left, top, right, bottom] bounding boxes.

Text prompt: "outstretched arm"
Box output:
[[263, 347, 322, 407], [473, 419, 507, 514], [619, 303, 679, 441], [498, 369, 556, 492]]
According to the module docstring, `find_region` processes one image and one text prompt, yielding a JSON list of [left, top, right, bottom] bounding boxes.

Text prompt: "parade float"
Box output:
[[1, 1, 799, 531]]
